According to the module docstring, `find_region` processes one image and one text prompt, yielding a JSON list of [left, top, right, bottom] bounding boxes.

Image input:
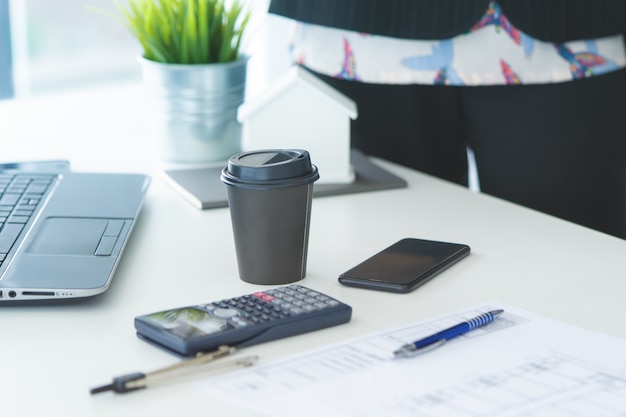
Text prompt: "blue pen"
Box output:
[[393, 309, 504, 358]]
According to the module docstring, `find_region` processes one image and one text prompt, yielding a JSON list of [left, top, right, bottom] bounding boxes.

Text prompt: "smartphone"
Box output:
[[338, 238, 470, 293]]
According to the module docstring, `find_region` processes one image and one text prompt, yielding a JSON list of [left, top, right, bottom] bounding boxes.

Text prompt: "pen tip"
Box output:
[[391, 345, 414, 359], [491, 309, 504, 316]]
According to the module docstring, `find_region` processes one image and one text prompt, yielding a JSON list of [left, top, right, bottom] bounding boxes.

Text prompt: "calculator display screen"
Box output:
[[144, 307, 233, 340]]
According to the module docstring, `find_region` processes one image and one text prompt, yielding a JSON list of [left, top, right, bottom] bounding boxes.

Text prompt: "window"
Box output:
[[8, 0, 140, 97], [0, 0, 13, 99], [1, 0, 287, 99]]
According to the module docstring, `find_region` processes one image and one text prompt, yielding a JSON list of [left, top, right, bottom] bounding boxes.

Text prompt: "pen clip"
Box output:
[[394, 339, 446, 358]]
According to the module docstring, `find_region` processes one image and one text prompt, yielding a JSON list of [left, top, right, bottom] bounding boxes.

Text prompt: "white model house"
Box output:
[[238, 65, 358, 184]]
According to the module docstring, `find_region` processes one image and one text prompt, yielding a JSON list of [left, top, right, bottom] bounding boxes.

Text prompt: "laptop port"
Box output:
[[8, 291, 17, 298], [22, 291, 55, 297]]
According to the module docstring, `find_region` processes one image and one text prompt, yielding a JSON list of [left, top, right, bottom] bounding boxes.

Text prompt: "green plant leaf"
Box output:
[[112, 0, 249, 64], [197, 0, 209, 63]]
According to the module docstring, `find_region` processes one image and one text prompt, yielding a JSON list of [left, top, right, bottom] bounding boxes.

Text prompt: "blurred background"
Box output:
[[0, 0, 290, 100]]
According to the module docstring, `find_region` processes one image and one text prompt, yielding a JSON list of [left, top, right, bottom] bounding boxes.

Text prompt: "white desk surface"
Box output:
[[2, 84, 626, 416]]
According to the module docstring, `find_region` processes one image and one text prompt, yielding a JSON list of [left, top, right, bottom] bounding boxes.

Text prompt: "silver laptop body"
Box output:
[[0, 161, 150, 302]]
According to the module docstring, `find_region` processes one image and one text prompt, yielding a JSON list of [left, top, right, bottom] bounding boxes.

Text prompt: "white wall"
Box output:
[[242, 1, 293, 100]]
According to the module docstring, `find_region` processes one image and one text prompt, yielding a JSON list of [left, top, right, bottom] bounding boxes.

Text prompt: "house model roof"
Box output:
[[238, 65, 358, 121]]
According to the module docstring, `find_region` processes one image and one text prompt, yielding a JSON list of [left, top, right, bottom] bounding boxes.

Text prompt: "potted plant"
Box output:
[[116, 0, 251, 163]]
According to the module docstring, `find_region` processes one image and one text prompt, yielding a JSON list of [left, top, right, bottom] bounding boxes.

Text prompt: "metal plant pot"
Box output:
[[139, 56, 248, 164]]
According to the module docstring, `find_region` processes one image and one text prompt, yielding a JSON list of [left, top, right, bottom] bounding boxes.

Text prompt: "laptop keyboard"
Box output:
[[0, 173, 56, 267]]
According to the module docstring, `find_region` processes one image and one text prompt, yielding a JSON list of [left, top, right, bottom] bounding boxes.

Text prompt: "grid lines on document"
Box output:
[[210, 308, 522, 402], [209, 308, 626, 416], [211, 344, 385, 400], [386, 354, 626, 417]]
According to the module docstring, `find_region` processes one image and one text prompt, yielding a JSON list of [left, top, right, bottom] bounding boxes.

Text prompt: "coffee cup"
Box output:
[[221, 149, 319, 284]]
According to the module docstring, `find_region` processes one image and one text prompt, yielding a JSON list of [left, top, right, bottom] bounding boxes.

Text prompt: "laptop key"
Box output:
[[0, 223, 25, 253], [0, 193, 20, 206], [25, 184, 49, 194], [7, 215, 29, 224]]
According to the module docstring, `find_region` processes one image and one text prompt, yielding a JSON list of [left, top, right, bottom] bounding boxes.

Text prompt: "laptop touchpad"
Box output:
[[27, 217, 124, 256]]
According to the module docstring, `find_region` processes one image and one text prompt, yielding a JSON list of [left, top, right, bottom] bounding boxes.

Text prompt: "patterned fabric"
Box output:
[[288, 1, 626, 86]]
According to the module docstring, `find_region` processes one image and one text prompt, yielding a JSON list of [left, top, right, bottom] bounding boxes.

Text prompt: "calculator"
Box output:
[[134, 285, 353, 356]]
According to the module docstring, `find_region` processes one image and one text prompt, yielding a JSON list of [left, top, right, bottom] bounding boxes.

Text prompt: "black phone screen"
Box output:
[[338, 238, 470, 293]]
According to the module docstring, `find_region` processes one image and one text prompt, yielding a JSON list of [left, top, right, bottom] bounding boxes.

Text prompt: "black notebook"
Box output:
[[163, 150, 407, 209]]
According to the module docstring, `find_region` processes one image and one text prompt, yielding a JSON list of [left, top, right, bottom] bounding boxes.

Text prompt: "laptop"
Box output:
[[0, 160, 150, 302]]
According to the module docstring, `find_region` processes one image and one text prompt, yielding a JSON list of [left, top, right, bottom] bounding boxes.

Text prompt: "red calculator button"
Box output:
[[253, 292, 275, 302]]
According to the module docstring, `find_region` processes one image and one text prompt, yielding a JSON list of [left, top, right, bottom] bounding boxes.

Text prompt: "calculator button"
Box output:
[[230, 317, 250, 327], [213, 308, 239, 319], [253, 292, 275, 302], [280, 301, 293, 308]]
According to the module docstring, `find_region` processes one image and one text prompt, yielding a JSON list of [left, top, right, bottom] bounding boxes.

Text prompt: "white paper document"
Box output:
[[204, 303, 626, 416]]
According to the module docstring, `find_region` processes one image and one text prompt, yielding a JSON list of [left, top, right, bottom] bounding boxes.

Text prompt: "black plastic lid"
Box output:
[[221, 149, 319, 189]]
